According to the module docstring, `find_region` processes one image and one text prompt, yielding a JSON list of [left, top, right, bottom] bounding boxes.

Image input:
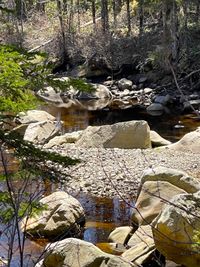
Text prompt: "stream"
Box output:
[[1, 102, 200, 266]]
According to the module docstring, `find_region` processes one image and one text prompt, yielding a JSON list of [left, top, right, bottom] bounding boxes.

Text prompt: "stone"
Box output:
[[139, 77, 147, 83], [163, 127, 200, 153], [35, 238, 133, 267], [23, 121, 60, 144], [143, 88, 153, 94], [15, 110, 55, 124], [77, 84, 112, 100], [152, 191, 200, 267], [127, 225, 153, 247], [154, 94, 172, 105], [150, 130, 171, 147], [21, 191, 85, 239], [147, 103, 164, 116], [37, 86, 63, 104], [80, 98, 112, 110], [94, 84, 112, 99], [122, 225, 160, 266], [118, 78, 133, 90], [108, 226, 133, 244], [76, 120, 151, 149], [44, 131, 83, 148], [131, 167, 200, 226]]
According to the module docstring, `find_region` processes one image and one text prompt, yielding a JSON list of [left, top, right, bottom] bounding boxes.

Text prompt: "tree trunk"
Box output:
[[91, 0, 96, 31], [56, 0, 69, 65], [182, 0, 188, 53], [195, 0, 200, 25], [126, 0, 131, 36], [112, 0, 117, 28], [162, 0, 179, 68], [139, 0, 144, 36], [15, 0, 26, 20], [77, 0, 80, 32], [101, 0, 109, 33], [170, 0, 179, 63]]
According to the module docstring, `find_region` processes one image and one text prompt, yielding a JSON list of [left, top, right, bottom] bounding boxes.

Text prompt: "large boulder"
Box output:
[[76, 84, 112, 100], [131, 167, 200, 226], [21, 192, 85, 239], [23, 121, 60, 144], [163, 127, 200, 153], [152, 191, 200, 267], [15, 110, 55, 124], [44, 131, 83, 148], [76, 120, 151, 149], [35, 238, 134, 267], [37, 86, 63, 104]]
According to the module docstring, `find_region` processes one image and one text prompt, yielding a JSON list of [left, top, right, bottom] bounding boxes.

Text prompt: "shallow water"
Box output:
[[42, 103, 200, 142], [1, 103, 200, 266]]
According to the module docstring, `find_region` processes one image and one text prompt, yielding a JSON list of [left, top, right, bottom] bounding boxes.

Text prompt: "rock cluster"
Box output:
[[108, 167, 200, 267]]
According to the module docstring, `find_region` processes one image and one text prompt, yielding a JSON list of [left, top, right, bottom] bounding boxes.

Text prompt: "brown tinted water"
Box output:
[[1, 103, 200, 266], [42, 103, 200, 142]]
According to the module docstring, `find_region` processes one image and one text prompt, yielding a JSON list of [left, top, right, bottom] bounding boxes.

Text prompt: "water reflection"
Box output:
[[42, 103, 200, 142]]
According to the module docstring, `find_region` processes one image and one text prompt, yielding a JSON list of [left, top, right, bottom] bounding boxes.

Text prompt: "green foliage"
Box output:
[[0, 130, 80, 170], [0, 45, 44, 112], [49, 77, 95, 93], [0, 44, 95, 113]]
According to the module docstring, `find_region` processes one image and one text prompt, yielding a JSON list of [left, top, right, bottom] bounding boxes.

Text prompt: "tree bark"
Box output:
[[126, 0, 131, 36], [139, 0, 144, 36], [162, 0, 179, 68], [195, 0, 200, 25], [91, 0, 96, 31], [101, 0, 109, 33]]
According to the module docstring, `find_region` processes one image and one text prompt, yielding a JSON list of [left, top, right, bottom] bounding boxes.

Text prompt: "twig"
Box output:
[[168, 60, 200, 118]]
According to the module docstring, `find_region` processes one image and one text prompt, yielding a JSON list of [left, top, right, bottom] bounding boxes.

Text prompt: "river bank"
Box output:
[[43, 144, 200, 199]]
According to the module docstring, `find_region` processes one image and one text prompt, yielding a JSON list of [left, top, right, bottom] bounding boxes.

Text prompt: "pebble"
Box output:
[[43, 145, 200, 200]]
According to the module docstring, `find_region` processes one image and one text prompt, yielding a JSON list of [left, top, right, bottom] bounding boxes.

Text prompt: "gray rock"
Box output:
[[118, 78, 133, 90], [153, 191, 200, 267], [21, 192, 85, 239], [76, 120, 151, 149], [147, 103, 164, 115], [37, 86, 63, 104], [150, 130, 171, 147], [163, 127, 200, 153], [15, 110, 55, 124], [35, 238, 133, 267], [23, 120, 60, 144], [131, 167, 200, 226]]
